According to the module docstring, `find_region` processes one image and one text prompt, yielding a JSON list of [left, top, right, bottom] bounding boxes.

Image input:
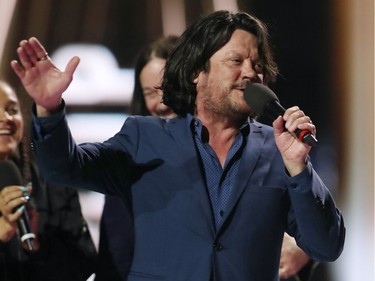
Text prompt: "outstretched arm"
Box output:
[[11, 37, 80, 116]]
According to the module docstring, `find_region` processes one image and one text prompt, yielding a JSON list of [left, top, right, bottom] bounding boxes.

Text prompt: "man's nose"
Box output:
[[242, 61, 259, 82]]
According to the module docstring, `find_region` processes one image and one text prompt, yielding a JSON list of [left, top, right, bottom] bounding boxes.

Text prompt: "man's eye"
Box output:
[[230, 58, 242, 64], [254, 63, 264, 73], [144, 90, 160, 99]]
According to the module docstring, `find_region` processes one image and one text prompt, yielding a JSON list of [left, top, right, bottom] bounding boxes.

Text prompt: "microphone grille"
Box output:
[[0, 160, 23, 189], [244, 83, 279, 115]]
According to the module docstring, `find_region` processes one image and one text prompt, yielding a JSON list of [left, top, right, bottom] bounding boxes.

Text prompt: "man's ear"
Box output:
[[192, 71, 202, 84]]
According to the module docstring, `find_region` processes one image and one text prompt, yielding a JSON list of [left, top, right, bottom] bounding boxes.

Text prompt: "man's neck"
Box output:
[[195, 112, 244, 167]]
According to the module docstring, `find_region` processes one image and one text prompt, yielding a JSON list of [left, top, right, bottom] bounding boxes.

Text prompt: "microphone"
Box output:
[[0, 160, 35, 251], [244, 83, 318, 146]]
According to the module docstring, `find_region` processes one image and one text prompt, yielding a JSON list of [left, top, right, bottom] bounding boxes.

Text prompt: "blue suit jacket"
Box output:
[[32, 111, 345, 281]]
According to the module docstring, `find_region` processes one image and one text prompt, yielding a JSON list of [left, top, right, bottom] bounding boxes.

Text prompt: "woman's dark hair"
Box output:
[[9, 140, 32, 185], [161, 10, 278, 116], [130, 35, 179, 115]]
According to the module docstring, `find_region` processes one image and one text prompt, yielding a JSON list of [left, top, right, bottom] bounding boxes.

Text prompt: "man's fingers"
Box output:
[[272, 115, 285, 135], [10, 60, 25, 79], [16, 45, 33, 69], [65, 56, 80, 77], [29, 37, 50, 62], [20, 39, 39, 64], [279, 266, 291, 279]]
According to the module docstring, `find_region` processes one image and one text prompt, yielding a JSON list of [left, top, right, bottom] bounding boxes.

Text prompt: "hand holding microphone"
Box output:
[[244, 83, 318, 146], [0, 160, 36, 252], [244, 83, 318, 176]]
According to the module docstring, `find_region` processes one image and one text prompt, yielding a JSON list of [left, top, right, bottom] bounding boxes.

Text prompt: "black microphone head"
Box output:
[[0, 160, 23, 189], [244, 83, 280, 115]]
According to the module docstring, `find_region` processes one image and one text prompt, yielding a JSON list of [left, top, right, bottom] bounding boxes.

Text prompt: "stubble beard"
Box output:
[[202, 88, 249, 123]]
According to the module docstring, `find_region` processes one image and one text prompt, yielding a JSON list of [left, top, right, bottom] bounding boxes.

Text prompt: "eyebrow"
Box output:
[[223, 49, 261, 60]]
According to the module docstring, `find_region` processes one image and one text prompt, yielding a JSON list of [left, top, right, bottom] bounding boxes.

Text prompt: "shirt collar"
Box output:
[[187, 113, 251, 139]]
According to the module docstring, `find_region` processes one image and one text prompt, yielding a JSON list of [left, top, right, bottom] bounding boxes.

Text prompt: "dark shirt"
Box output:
[[94, 195, 134, 281], [191, 116, 249, 229], [0, 161, 97, 281]]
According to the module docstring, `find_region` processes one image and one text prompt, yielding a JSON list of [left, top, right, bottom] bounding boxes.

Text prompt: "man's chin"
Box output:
[[238, 102, 251, 115], [228, 108, 249, 121]]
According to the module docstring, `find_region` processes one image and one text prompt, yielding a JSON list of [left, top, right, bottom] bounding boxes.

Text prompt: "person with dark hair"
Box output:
[[12, 10, 345, 281], [0, 81, 97, 281], [130, 35, 179, 117], [95, 35, 178, 281]]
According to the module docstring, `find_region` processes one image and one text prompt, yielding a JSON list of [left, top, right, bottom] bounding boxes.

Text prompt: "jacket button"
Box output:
[[213, 243, 223, 251]]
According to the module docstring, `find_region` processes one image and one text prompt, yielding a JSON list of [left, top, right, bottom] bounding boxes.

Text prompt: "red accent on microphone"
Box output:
[[298, 129, 311, 142]]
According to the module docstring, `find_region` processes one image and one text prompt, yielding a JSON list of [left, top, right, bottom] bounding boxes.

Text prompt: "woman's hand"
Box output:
[[0, 185, 34, 243], [279, 233, 310, 279]]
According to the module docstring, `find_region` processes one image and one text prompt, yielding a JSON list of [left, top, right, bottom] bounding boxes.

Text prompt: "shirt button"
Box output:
[[219, 210, 224, 217]]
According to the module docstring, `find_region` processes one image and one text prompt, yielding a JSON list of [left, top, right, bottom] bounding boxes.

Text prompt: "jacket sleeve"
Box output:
[[286, 163, 345, 262], [31, 101, 136, 196]]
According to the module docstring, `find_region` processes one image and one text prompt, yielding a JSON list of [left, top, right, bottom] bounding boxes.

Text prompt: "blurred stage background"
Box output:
[[0, 0, 373, 280]]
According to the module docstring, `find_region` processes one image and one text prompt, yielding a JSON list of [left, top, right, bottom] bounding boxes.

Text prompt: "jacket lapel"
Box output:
[[167, 118, 269, 236], [167, 117, 216, 237], [217, 121, 267, 233]]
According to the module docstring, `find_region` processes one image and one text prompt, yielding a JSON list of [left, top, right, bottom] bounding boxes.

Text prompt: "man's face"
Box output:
[[194, 29, 264, 119]]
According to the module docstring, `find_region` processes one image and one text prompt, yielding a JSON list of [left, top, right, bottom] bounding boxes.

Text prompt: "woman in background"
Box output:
[[0, 80, 97, 281]]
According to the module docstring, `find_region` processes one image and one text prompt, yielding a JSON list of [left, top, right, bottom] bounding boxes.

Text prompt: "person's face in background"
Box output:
[[139, 57, 175, 118], [0, 83, 23, 161]]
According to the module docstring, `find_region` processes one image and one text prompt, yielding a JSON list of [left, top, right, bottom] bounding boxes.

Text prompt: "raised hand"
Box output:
[[11, 37, 80, 113], [273, 106, 316, 176]]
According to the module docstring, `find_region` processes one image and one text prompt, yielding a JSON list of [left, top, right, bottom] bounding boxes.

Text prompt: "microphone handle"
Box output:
[[17, 210, 35, 252], [298, 130, 318, 147], [264, 101, 318, 147], [264, 99, 285, 118]]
